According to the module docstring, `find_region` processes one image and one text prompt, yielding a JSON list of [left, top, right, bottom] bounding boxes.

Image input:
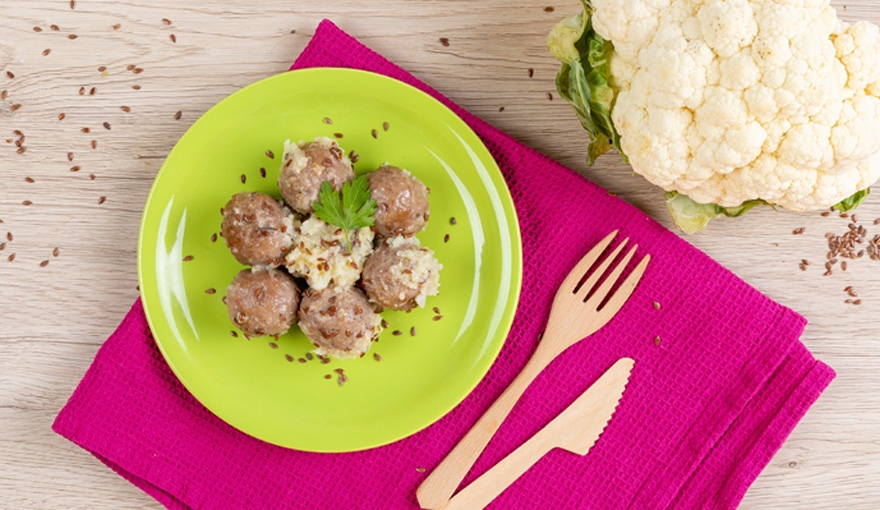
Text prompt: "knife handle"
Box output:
[[439, 428, 556, 510]]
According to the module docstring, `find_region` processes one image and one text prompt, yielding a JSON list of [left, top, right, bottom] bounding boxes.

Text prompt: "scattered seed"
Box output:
[[854, 299, 862, 305], [874, 218, 880, 225], [498, 106, 505, 112], [211, 233, 218, 242], [841, 213, 850, 218], [50, 25, 59, 31], [334, 132, 343, 139], [284, 354, 293, 362], [81, 127, 90, 133], [383, 121, 389, 131], [0, 90, 6, 99], [58, 113, 66, 121], [113, 23, 121, 30], [162, 18, 172, 25], [305, 352, 313, 360], [25, 177, 34, 183], [0, 243, 4, 250], [10, 104, 21, 111], [798, 262, 806, 271], [40, 260, 49, 267], [67, 152, 74, 161], [120, 105, 131, 113], [68, 34, 77, 39], [22, 200, 32, 206], [654, 336, 661, 345], [240, 174, 247, 184], [381, 319, 389, 329], [265, 149, 274, 159], [91, 140, 97, 149], [823, 270, 832, 276], [801, 259, 810, 266], [371, 129, 378, 139], [70, 165, 81, 172], [528, 68, 534, 78], [174, 110, 182, 120], [89, 174, 95, 180], [98, 66, 107, 72], [205, 288, 216, 294], [34, 27, 42, 32], [132, 85, 141, 90], [852, 214, 859, 223], [433, 307, 440, 314], [259, 167, 266, 178], [170, 34, 177, 43], [653, 301, 661, 309], [103, 122, 111, 130], [97, 196, 106, 204], [450, 217, 457, 225], [7, 232, 12, 241], [439, 37, 450, 46], [53, 247, 60, 257], [373, 353, 382, 361], [133, 67, 143, 74], [792, 227, 805, 235], [841, 261, 848, 271], [444, 234, 450, 243], [6, 71, 14, 79], [183, 255, 194, 262], [544, 6, 555, 12], [410, 327, 417, 336], [821, 211, 831, 217], [546, 92, 553, 100], [70, 0, 75, 9], [7, 253, 15, 262], [268, 342, 278, 350], [79, 86, 85, 95], [416, 467, 426, 473], [16, 147, 26, 154], [433, 315, 443, 321]]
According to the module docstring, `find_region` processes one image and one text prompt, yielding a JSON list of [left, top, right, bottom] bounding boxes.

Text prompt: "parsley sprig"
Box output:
[[312, 175, 377, 252]]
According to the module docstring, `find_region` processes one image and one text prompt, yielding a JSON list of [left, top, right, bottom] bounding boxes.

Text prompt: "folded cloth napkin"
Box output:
[[53, 19, 835, 510]]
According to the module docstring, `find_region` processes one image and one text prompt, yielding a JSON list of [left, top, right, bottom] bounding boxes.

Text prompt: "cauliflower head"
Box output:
[[549, 0, 880, 231]]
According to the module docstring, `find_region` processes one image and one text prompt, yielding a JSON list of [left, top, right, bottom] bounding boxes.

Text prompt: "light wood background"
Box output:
[[1, 1, 879, 508]]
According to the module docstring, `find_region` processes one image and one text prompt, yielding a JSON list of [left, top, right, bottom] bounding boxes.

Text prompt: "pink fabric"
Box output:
[[53, 20, 835, 510]]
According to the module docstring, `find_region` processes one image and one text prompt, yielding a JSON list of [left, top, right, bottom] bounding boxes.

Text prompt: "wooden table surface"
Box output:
[[2, 1, 879, 508]]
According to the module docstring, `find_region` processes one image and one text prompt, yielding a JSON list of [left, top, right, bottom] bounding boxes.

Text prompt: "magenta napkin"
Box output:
[[54, 20, 835, 510]]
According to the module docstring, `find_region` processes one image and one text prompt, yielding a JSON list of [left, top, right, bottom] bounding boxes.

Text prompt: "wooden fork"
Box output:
[[417, 231, 650, 510]]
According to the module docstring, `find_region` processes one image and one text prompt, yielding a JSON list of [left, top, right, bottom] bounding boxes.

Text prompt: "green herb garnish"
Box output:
[[312, 175, 377, 252]]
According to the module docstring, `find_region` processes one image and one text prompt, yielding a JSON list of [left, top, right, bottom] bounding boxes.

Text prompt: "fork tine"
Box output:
[[558, 230, 619, 294], [597, 254, 651, 318], [583, 244, 638, 308], [573, 238, 629, 297]]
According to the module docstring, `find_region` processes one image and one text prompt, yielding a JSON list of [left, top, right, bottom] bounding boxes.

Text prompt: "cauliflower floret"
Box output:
[[588, 0, 880, 211]]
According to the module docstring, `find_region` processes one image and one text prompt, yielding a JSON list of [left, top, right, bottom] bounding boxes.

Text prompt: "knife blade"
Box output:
[[437, 357, 634, 510]]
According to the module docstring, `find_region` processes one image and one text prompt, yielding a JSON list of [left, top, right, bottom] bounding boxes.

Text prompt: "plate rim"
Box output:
[[136, 67, 523, 451]]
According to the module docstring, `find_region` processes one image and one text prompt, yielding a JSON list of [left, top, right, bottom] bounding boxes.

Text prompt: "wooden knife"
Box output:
[[436, 358, 634, 510]]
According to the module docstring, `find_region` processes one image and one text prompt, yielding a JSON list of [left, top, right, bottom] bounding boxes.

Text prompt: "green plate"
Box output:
[[137, 68, 522, 452]]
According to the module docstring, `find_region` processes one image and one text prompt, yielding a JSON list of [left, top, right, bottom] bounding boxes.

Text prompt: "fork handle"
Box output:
[[416, 349, 553, 509]]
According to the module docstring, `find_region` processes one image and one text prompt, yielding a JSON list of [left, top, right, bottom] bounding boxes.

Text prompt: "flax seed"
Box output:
[[383, 121, 389, 131], [10, 104, 21, 111], [91, 140, 97, 149], [211, 233, 218, 242], [120, 105, 131, 112], [528, 68, 534, 78], [259, 167, 266, 178], [34, 27, 42, 32], [133, 67, 143, 74], [16, 147, 25, 154], [70, 165, 80, 172], [544, 6, 555, 11], [373, 353, 382, 361], [70, 0, 75, 9], [0, 90, 6, 100], [183, 255, 194, 262], [7, 233, 11, 242], [162, 18, 172, 25], [821, 211, 831, 217], [266, 149, 274, 159], [174, 110, 182, 120], [67, 152, 74, 161], [410, 327, 417, 336], [371, 129, 378, 139], [433, 315, 443, 321], [98, 196, 106, 204], [6, 71, 14, 79], [40, 260, 49, 267], [170, 34, 177, 43], [81, 127, 90, 133], [439, 37, 450, 46], [113, 24, 121, 30], [103, 122, 111, 130], [323, 117, 333, 124], [79, 86, 85, 95], [7, 253, 15, 262], [132, 85, 141, 90], [381, 319, 389, 329], [50, 24, 59, 31], [841, 261, 848, 271], [205, 288, 216, 294], [68, 34, 77, 39], [854, 299, 862, 305], [22, 200, 32, 206], [792, 227, 805, 235], [334, 132, 343, 139], [547, 92, 553, 100], [42, 48, 51, 56], [450, 217, 457, 225], [0, 243, 4, 250], [53, 247, 60, 257], [25, 177, 34, 183]]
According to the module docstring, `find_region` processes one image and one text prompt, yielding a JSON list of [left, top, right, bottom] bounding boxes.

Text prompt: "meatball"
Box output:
[[278, 137, 354, 214], [226, 268, 300, 337], [298, 286, 381, 360], [362, 236, 441, 311], [367, 165, 430, 237], [221, 192, 293, 267]]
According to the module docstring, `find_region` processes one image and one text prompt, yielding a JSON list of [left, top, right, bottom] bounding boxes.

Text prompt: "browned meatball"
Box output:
[[278, 138, 353, 214], [368, 165, 430, 237], [298, 285, 379, 359], [362, 238, 441, 311], [226, 269, 300, 337], [221, 192, 293, 267]]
